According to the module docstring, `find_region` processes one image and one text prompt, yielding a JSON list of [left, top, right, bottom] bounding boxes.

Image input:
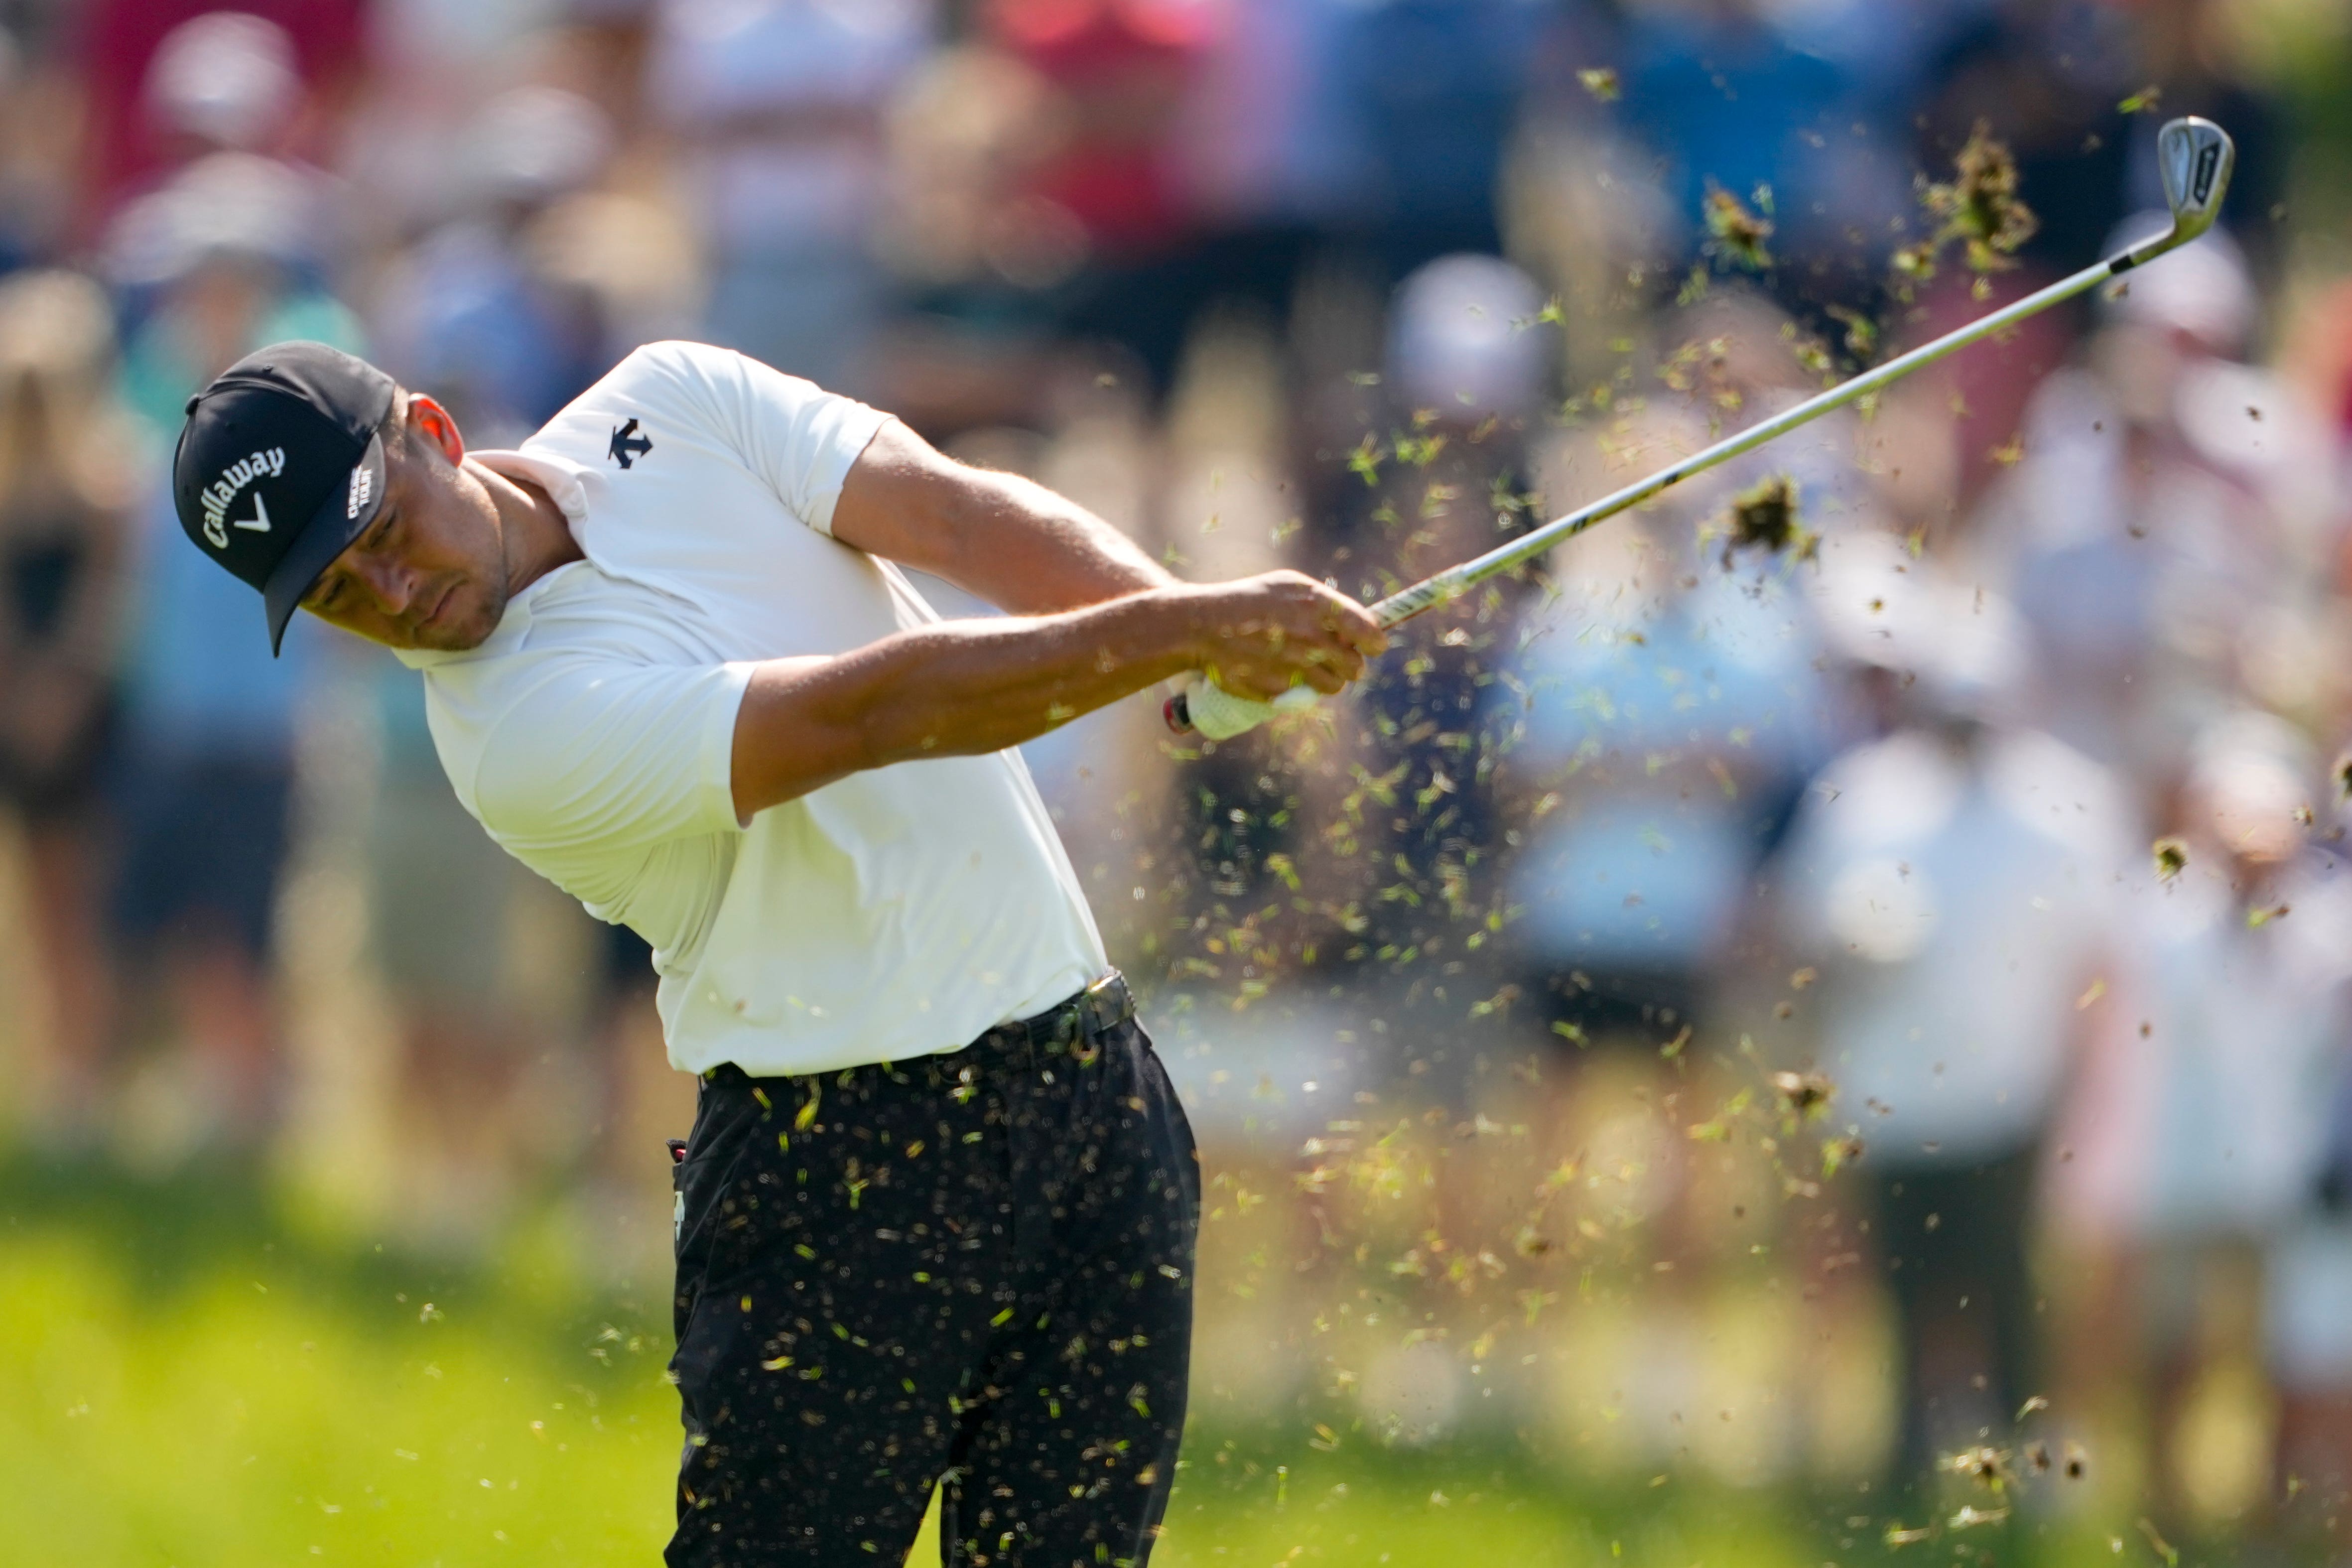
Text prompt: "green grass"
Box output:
[[0, 1159, 2244, 1567], [1152, 1448, 1817, 1568], [0, 1243, 669, 1562], [0, 1161, 678, 1565]]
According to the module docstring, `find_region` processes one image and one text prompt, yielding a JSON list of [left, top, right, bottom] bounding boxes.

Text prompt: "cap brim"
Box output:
[[262, 429, 387, 654]]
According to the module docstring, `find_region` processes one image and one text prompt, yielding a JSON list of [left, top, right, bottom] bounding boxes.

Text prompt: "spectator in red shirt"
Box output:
[[978, 0, 1227, 392], [71, 0, 369, 236], [985, 0, 1225, 262]]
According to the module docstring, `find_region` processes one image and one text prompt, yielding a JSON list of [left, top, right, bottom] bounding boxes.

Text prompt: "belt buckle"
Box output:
[[1084, 974, 1123, 1030], [1072, 975, 1119, 1062]]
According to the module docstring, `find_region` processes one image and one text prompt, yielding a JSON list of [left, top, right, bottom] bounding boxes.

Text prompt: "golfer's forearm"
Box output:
[[731, 590, 1204, 814], [864, 594, 1200, 755]]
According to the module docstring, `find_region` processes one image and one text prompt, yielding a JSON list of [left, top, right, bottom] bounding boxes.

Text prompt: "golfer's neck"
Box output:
[[482, 463, 586, 599]]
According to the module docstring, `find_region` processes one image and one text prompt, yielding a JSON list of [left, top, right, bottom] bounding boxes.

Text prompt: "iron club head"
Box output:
[[2111, 118, 2233, 271], [2152, 117, 2235, 249]]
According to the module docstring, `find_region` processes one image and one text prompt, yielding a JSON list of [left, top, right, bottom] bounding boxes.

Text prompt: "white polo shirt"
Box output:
[[397, 341, 1107, 1077]]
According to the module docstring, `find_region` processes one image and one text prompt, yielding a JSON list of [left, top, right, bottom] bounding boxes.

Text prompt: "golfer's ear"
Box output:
[[402, 392, 467, 467]]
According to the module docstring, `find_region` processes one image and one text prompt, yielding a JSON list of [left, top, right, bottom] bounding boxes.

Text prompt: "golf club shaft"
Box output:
[[1371, 246, 2162, 628], [1172, 253, 2139, 740]]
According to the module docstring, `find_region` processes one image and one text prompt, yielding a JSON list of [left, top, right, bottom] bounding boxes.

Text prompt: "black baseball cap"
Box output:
[[173, 341, 396, 653]]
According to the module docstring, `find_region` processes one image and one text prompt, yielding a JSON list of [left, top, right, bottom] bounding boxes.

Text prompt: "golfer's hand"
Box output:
[[1185, 571, 1387, 700]]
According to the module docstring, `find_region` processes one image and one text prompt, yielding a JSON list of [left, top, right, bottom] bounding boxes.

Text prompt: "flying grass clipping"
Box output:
[[1713, 473, 1815, 570], [1702, 181, 1774, 272], [1894, 122, 2040, 293]]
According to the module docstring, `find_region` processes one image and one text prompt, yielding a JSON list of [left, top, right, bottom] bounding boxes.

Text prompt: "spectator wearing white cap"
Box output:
[[649, 0, 937, 396], [371, 87, 622, 446], [1772, 549, 2128, 1487], [75, 2, 368, 237]]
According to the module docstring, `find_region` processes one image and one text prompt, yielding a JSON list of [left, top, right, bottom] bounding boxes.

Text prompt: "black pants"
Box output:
[[666, 979, 1199, 1566]]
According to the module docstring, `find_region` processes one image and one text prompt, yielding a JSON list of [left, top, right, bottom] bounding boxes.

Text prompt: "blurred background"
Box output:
[[10, 0, 2352, 1562]]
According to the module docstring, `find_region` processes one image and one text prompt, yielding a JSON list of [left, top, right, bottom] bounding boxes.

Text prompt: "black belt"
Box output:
[[700, 971, 1136, 1094], [965, 970, 1136, 1071]]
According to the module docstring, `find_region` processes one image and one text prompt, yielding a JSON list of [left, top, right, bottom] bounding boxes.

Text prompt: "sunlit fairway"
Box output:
[[0, 1160, 2250, 1567], [0, 1185, 675, 1564], [0, 1194, 1806, 1568], [0, 1161, 1776, 1568]]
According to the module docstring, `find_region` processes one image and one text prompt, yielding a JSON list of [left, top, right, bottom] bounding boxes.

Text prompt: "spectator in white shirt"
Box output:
[[1773, 560, 2126, 1491]]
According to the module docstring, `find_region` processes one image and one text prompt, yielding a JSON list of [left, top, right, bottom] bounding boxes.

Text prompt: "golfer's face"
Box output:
[[300, 436, 507, 652]]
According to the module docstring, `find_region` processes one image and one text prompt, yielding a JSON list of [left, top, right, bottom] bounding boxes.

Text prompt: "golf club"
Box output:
[[1169, 115, 2236, 741]]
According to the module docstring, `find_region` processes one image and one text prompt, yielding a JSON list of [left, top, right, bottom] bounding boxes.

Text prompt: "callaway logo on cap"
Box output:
[[173, 341, 396, 653]]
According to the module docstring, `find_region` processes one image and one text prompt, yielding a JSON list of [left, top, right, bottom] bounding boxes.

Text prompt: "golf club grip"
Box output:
[[1170, 680, 1317, 740]]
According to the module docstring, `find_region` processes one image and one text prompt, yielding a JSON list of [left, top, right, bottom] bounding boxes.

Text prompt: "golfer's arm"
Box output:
[[730, 590, 1205, 817], [829, 420, 1175, 613]]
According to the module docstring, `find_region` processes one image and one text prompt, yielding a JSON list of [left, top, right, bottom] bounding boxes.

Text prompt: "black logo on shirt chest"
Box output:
[[608, 418, 653, 470]]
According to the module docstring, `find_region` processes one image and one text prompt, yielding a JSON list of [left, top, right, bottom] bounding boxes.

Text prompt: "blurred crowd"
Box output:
[[6, 0, 2352, 1533]]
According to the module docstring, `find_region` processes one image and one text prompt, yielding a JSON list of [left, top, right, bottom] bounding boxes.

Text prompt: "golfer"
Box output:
[[172, 339, 1383, 1565]]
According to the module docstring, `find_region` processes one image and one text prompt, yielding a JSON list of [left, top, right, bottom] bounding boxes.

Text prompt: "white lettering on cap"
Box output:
[[199, 446, 286, 550], [347, 463, 373, 520]]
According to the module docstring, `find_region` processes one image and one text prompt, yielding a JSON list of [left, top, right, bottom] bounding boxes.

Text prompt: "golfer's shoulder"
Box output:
[[608, 337, 737, 389], [547, 341, 867, 482], [589, 339, 836, 424], [553, 339, 738, 429]]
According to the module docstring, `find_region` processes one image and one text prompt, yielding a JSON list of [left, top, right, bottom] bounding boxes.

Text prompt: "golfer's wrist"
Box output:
[[1154, 582, 1237, 671]]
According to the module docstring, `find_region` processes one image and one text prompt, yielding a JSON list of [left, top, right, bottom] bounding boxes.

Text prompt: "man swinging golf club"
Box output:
[[173, 338, 1384, 1565]]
